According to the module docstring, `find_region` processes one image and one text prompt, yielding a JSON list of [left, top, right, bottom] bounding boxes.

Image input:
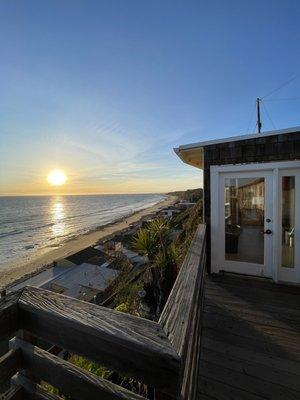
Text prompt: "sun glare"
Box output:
[[47, 169, 67, 186]]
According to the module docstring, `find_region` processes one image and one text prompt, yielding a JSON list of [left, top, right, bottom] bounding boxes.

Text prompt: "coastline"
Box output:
[[1, 195, 177, 290]]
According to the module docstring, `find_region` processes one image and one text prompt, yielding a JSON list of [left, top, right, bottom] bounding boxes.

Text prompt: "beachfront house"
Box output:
[[175, 126, 300, 285], [159, 208, 181, 219]]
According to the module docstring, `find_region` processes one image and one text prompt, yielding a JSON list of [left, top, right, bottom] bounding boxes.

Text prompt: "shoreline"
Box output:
[[1, 195, 177, 290]]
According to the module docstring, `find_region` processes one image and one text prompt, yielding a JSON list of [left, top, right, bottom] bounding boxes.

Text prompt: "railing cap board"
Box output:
[[19, 286, 175, 353], [159, 224, 206, 356], [10, 337, 146, 400], [18, 286, 181, 397]]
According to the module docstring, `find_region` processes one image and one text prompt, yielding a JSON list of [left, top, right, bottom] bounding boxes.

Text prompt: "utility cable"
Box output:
[[246, 101, 257, 133], [261, 74, 299, 99], [264, 97, 300, 102], [261, 100, 276, 130]]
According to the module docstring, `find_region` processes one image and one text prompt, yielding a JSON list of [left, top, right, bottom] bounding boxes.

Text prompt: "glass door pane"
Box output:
[[281, 176, 295, 268], [225, 177, 265, 264]]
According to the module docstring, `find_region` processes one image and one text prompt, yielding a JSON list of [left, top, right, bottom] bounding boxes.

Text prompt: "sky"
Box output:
[[0, 0, 300, 195]]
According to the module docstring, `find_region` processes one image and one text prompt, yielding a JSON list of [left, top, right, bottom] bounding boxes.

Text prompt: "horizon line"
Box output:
[[0, 191, 170, 197]]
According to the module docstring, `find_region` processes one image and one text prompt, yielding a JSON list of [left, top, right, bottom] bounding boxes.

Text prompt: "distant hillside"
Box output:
[[167, 188, 203, 202]]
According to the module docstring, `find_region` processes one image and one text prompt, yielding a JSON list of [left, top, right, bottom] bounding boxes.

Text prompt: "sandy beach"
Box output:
[[0, 196, 177, 290]]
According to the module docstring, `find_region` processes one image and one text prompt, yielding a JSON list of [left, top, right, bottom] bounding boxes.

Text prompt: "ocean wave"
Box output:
[[0, 229, 25, 238], [0, 222, 55, 240], [0, 213, 44, 225]]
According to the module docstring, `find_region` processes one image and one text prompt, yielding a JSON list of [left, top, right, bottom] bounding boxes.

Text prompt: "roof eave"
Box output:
[[173, 146, 204, 169], [176, 125, 300, 152]]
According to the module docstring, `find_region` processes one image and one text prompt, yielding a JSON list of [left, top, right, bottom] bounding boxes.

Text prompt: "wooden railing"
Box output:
[[0, 224, 206, 400]]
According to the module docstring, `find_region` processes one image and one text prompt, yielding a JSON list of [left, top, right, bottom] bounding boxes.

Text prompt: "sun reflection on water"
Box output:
[[51, 198, 66, 237]]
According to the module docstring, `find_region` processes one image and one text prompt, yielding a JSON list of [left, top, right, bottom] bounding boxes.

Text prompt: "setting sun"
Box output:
[[47, 169, 67, 186]]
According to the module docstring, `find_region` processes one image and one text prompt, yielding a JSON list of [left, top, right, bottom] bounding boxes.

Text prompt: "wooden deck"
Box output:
[[2, 225, 300, 400], [197, 273, 300, 400]]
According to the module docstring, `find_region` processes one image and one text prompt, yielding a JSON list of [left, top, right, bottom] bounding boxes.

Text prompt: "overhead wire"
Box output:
[[261, 74, 299, 99], [246, 101, 257, 133], [263, 97, 300, 102], [246, 74, 299, 133], [261, 100, 276, 130]]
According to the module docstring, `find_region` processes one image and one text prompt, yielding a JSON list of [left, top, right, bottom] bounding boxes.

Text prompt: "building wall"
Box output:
[[203, 131, 300, 273]]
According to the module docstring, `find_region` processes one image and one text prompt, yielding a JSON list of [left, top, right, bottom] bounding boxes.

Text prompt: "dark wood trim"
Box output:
[[0, 348, 21, 385], [0, 290, 22, 340], [3, 385, 24, 400]]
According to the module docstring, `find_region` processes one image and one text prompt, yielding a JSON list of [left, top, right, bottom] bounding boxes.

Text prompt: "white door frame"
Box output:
[[210, 160, 300, 283], [277, 168, 300, 283]]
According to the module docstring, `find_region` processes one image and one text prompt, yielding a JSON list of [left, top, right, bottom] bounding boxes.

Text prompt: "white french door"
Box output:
[[211, 161, 300, 284], [213, 170, 273, 277], [277, 168, 300, 283]]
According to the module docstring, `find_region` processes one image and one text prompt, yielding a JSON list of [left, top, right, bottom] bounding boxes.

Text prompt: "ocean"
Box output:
[[0, 193, 165, 270]]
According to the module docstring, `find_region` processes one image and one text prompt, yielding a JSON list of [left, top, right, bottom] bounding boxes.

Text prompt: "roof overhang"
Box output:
[[174, 146, 204, 169], [174, 126, 300, 170]]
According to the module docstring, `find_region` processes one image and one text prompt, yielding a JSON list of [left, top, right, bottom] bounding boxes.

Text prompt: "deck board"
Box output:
[[197, 274, 300, 400]]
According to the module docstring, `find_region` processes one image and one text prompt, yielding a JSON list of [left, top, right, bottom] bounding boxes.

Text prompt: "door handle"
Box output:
[[263, 229, 272, 235]]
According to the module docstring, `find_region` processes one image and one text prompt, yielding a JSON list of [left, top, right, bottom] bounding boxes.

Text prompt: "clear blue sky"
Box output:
[[0, 0, 299, 194]]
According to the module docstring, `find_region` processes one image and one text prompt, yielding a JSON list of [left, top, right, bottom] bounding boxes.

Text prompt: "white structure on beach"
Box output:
[[159, 208, 181, 219], [8, 264, 74, 294], [42, 262, 119, 301]]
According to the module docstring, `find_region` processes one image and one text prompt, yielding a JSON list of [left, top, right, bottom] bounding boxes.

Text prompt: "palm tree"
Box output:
[[132, 218, 179, 316]]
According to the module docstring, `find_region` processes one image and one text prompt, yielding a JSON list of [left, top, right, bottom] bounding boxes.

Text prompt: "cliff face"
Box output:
[[171, 199, 203, 252], [167, 188, 203, 202]]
